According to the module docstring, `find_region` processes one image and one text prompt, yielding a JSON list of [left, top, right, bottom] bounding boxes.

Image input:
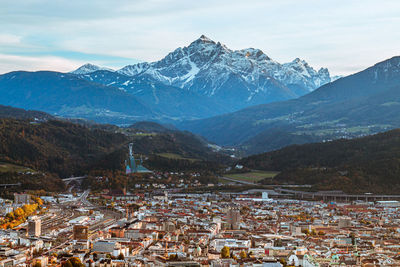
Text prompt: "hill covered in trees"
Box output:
[[0, 118, 230, 191], [0, 119, 128, 176], [0, 105, 54, 120], [239, 129, 400, 194]]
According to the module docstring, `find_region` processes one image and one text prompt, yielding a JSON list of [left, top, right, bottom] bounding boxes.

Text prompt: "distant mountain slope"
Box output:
[[239, 128, 400, 194], [180, 56, 400, 154], [70, 63, 114, 74], [76, 70, 229, 119], [0, 71, 156, 123]]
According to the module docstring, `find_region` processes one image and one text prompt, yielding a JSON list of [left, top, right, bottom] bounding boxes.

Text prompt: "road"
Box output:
[[220, 176, 257, 185]]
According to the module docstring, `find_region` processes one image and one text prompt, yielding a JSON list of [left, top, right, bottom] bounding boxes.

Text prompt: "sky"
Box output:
[[1, 0, 399, 75]]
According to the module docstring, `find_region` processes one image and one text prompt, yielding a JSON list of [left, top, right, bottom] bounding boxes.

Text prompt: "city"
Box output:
[[1, 178, 400, 266], [1, 1, 400, 266]]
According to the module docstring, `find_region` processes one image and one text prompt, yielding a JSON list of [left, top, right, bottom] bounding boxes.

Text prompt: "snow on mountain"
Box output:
[[70, 63, 114, 75], [331, 75, 343, 82], [282, 58, 331, 89], [70, 36, 335, 118], [116, 35, 332, 97], [118, 62, 150, 76]]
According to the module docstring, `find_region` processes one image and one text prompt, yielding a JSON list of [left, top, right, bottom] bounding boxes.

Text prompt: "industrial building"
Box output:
[[28, 217, 41, 237]]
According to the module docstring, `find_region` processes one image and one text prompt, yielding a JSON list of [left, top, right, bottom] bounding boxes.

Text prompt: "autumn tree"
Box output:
[[221, 246, 230, 259], [239, 250, 247, 259]]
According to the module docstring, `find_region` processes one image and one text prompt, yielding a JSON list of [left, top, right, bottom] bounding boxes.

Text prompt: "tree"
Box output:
[[117, 253, 125, 260], [6, 211, 15, 221], [63, 257, 84, 267], [62, 261, 73, 267], [279, 258, 287, 266], [14, 207, 25, 219], [33, 197, 43, 206], [311, 229, 317, 236], [239, 250, 247, 259], [301, 229, 310, 236], [221, 246, 230, 259]]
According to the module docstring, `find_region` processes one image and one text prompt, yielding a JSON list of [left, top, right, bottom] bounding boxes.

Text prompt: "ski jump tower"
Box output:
[[125, 143, 152, 174]]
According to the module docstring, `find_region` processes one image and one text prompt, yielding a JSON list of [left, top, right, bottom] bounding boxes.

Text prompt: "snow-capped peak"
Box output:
[[70, 63, 114, 75], [76, 36, 333, 102], [115, 36, 333, 95], [197, 34, 214, 43]]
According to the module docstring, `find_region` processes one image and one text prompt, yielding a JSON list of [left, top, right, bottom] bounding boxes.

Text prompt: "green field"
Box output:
[[0, 162, 34, 173], [156, 153, 199, 162], [224, 170, 279, 183]]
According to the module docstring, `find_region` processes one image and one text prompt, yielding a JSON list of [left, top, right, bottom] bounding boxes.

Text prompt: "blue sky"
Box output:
[[1, 0, 399, 75]]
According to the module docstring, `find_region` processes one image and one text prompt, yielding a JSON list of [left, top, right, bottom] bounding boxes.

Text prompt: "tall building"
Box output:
[[14, 193, 31, 205], [73, 224, 89, 240], [226, 208, 241, 230], [28, 217, 41, 237]]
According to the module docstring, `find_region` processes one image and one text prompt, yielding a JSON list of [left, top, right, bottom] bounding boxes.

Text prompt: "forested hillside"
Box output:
[[239, 129, 400, 193], [0, 118, 229, 191]]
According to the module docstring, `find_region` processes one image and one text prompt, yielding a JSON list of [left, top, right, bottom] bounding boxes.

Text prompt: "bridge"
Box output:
[[275, 188, 400, 202], [0, 183, 21, 188]]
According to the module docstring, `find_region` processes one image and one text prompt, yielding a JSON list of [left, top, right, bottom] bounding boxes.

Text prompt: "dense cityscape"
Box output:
[[2, 174, 400, 266]]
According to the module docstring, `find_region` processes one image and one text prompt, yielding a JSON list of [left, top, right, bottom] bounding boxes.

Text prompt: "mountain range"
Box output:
[[0, 36, 334, 123], [180, 56, 400, 154], [2, 35, 400, 156], [74, 35, 333, 110], [69, 35, 333, 119]]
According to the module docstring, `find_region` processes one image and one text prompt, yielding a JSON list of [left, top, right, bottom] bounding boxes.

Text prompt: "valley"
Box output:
[[3, 2, 400, 266]]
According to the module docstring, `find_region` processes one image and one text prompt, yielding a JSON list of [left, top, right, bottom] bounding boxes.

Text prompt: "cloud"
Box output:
[[0, 54, 85, 74], [0, 34, 22, 45], [0, 0, 399, 75]]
